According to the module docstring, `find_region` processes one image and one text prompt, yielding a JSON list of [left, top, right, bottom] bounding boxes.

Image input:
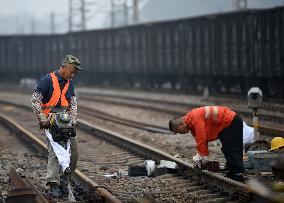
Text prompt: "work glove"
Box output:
[[192, 153, 208, 169], [38, 112, 47, 122], [39, 120, 50, 129], [38, 114, 51, 129]]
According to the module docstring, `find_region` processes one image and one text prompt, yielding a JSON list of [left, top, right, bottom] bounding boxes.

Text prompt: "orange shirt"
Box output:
[[184, 106, 236, 156]]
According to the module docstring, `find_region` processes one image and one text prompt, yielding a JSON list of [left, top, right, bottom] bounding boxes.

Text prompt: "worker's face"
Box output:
[[61, 64, 77, 80], [174, 121, 189, 134]]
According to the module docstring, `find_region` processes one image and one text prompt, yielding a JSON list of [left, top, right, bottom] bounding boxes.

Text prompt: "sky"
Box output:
[[0, 0, 283, 35], [0, 0, 68, 16], [0, 0, 112, 34], [140, 0, 284, 22]]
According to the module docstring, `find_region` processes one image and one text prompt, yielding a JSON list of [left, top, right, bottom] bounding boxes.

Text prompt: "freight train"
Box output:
[[0, 6, 283, 98]]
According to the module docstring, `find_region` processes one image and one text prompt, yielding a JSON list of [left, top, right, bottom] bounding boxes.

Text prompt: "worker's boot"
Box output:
[[60, 174, 70, 197], [47, 182, 63, 198], [226, 172, 245, 183]]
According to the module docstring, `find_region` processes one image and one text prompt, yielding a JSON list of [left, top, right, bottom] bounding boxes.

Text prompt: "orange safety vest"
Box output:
[[41, 72, 70, 117]]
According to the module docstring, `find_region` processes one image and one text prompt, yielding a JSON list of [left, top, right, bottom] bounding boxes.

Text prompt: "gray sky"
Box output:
[[0, 0, 68, 16], [1, 0, 284, 35], [0, 0, 112, 34]]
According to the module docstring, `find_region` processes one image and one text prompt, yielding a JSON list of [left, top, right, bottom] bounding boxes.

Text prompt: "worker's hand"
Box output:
[[38, 113, 51, 129], [192, 153, 207, 169], [39, 120, 50, 129]]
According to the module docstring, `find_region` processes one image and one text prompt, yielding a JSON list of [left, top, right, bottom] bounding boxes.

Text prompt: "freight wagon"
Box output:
[[0, 6, 283, 98]]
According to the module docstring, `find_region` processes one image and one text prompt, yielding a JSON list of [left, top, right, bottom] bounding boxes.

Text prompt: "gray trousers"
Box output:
[[47, 136, 78, 184]]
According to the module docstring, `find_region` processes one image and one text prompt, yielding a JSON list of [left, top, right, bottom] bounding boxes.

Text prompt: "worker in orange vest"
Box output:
[[31, 54, 83, 198], [169, 106, 245, 182]]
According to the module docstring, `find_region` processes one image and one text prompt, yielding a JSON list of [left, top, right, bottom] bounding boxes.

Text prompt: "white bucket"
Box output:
[[144, 160, 156, 176]]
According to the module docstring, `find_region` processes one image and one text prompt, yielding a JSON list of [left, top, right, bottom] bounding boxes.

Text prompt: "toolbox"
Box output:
[[243, 150, 279, 171]]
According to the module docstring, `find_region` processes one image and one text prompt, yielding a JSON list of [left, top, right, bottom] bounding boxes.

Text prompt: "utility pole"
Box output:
[[50, 12, 55, 34], [111, 0, 115, 27], [81, 0, 86, 30], [133, 0, 139, 24], [31, 20, 35, 34], [16, 16, 19, 34], [235, 0, 247, 10], [69, 0, 73, 32], [124, 0, 128, 26], [20, 24, 25, 34], [69, 0, 95, 31]]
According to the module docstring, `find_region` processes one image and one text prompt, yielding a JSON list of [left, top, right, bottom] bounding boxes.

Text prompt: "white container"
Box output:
[[144, 160, 156, 176]]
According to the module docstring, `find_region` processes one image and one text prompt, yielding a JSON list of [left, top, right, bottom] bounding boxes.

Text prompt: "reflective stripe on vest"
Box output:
[[204, 106, 219, 121], [41, 72, 70, 117], [205, 106, 210, 119]]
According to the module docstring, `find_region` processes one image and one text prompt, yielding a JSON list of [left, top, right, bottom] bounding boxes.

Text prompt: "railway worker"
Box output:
[[168, 106, 245, 182], [31, 54, 83, 198]]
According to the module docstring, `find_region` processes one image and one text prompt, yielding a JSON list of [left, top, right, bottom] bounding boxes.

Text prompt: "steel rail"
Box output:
[[78, 119, 251, 195], [0, 113, 122, 203], [79, 92, 284, 120], [0, 98, 171, 134], [0, 99, 274, 202], [1, 94, 282, 137], [6, 168, 49, 203], [79, 106, 172, 134], [79, 95, 284, 137]]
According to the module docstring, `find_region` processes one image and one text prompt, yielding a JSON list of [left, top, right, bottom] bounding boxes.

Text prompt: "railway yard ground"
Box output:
[[0, 85, 284, 203]]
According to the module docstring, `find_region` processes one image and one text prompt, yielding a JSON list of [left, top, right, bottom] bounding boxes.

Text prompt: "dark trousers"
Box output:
[[219, 114, 244, 174]]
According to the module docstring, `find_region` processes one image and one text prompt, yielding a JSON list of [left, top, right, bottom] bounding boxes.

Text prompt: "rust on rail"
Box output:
[[0, 113, 122, 203], [6, 168, 48, 203]]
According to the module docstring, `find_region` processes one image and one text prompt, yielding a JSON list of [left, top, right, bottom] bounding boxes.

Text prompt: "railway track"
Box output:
[[79, 106, 172, 134], [0, 89, 283, 137], [79, 93, 284, 123], [78, 91, 284, 114], [7, 168, 49, 203], [78, 94, 284, 138], [0, 93, 281, 165], [0, 119, 49, 203], [0, 89, 283, 145], [0, 99, 270, 202], [0, 112, 119, 202]]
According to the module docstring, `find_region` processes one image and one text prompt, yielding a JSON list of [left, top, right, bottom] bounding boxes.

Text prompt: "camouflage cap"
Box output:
[[62, 54, 83, 71]]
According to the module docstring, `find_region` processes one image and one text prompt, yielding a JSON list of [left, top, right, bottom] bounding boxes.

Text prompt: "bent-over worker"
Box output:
[[169, 106, 245, 182]]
